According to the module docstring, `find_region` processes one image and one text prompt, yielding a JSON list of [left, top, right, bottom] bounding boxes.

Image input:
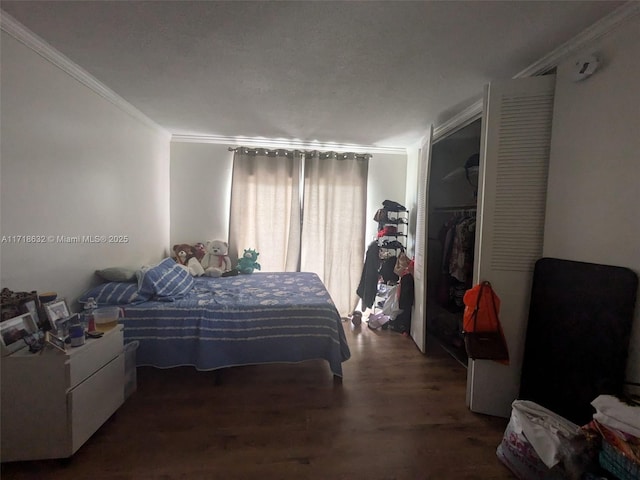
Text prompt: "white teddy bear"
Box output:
[[199, 240, 232, 277]]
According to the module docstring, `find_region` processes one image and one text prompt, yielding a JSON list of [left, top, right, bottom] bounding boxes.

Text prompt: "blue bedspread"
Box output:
[[120, 272, 351, 376]]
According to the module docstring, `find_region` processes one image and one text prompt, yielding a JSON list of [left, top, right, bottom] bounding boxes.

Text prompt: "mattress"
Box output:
[[119, 272, 351, 377]]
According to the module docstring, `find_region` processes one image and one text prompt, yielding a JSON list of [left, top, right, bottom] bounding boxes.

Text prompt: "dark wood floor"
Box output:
[[1, 322, 515, 479]]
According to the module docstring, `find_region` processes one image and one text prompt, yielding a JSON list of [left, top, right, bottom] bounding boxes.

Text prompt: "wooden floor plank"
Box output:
[[1, 322, 515, 479]]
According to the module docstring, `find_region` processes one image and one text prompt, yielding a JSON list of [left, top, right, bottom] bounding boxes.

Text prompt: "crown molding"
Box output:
[[515, 1, 640, 78], [0, 10, 171, 139], [432, 101, 483, 143], [434, 1, 639, 140], [171, 134, 408, 155]]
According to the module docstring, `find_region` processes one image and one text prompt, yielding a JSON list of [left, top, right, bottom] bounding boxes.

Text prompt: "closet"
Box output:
[[413, 75, 557, 418], [425, 119, 481, 366]]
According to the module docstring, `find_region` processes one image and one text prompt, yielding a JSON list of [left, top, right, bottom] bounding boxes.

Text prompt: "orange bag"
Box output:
[[463, 281, 509, 362], [463, 281, 501, 333]]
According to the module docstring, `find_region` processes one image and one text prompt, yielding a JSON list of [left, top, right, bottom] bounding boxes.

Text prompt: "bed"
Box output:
[[79, 258, 351, 377]]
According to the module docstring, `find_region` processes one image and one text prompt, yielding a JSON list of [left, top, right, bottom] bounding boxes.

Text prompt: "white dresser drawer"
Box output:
[[68, 325, 123, 389], [1, 324, 125, 461], [69, 353, 125, 453]]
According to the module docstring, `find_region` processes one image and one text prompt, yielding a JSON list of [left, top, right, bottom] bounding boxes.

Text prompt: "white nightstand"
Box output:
[[1, 325, 125, 462]]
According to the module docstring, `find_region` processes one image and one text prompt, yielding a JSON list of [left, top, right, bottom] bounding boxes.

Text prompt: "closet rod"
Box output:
[[433, 205, 477, 212]]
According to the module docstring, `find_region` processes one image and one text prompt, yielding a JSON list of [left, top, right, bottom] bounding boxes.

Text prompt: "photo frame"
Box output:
[[45, 331, 66, 353], [55, 316, 72, 339], [19, 297, 45, 331], [43, 299, 70, 330], [1, 312, 38, 356]]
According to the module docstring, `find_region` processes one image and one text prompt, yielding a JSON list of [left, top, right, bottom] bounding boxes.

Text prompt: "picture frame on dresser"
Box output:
[[19, 297, 45, 331], [43, 299, 69, 333], [55, 316, 73, 339], [45, 331, 66, 352], [1, 312, 38, 356]]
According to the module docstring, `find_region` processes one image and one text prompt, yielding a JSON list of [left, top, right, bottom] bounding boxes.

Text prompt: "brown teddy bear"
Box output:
[[172, 244, 205, 277]]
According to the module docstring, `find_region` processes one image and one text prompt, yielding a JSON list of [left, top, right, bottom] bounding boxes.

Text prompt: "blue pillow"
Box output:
[[137, 257, 194, 301], [78, 282, 146, 306]]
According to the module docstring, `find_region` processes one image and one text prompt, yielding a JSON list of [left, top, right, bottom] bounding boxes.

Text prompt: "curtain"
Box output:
[[229, 147, 369, 317], [229, 148, 301, 272], [301, 152, 368, 316]]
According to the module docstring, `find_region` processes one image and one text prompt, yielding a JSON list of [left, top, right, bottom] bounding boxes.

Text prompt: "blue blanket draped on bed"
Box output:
[[119, 272, 351, 377]]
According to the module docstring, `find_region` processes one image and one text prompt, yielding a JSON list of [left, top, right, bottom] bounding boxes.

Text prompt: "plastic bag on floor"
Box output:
[[512, 400, 583, 468], [381, 285, 401, 319], [497, 400, 594, 480]]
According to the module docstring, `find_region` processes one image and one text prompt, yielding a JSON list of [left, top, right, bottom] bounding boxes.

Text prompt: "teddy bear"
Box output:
[[199, 240, 232, 277], [172, 244, 205, 277], [237, 248, 261, 274], [173, 243, 194, 266]]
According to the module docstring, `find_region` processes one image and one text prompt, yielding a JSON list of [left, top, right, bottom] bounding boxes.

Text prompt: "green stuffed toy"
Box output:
[[237, 248, 261, 274]]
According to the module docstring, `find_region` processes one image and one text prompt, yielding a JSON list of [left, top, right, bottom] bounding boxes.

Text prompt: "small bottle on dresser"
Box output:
[[83, 297, 97, 332]]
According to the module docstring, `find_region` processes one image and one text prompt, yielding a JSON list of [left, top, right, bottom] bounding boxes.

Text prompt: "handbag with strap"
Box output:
[[463, 281, 509, 362]]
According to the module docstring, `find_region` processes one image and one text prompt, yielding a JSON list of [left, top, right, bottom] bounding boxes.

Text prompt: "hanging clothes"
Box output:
[[436, 212, 476, 311], [449, 215, 476, 283], [356, 241, 380, 309], [379, 256, 399, 284]]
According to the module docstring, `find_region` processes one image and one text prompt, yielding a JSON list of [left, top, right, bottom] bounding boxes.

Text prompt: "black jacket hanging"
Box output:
[[356, 242, 380, 309], [389, 273, 414, 334]]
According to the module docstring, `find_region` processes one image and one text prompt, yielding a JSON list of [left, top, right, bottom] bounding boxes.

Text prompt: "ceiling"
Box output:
[[0, 1, 625, 149]]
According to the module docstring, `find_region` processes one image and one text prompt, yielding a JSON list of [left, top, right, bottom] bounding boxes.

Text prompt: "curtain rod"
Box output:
[[228, 146, 371, 159]]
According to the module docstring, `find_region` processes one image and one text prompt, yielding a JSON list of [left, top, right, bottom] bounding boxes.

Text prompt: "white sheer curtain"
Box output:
[[300, 152, 369, 316], [229, 147, 369, 317], [229, 148, 301, 272]]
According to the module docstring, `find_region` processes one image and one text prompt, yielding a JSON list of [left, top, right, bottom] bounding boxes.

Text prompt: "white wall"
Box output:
[[169, 142, 233, 248], [365, 152, 408, 247], [0, 32, 171, 309], [169, 143, 407, 257], [543, 15, 640, 387]]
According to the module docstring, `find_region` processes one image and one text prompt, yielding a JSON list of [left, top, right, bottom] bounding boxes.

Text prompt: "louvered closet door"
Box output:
[[411, 126, 433, 353], [466, 75, 556, 418]]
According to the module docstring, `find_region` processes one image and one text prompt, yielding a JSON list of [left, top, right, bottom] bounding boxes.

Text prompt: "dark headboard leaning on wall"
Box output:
[[519, 257, 638, 426]]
